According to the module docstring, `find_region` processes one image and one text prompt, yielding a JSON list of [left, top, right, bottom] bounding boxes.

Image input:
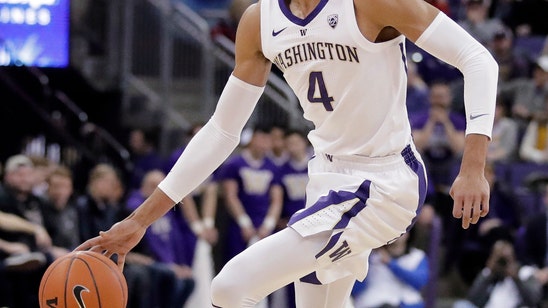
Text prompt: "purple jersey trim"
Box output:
[[278, 0, 329, 27], [399, 42, 408, 74]]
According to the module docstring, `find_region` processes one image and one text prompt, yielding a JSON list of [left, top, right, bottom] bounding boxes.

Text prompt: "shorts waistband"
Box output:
[[314, 145, 419, 169]]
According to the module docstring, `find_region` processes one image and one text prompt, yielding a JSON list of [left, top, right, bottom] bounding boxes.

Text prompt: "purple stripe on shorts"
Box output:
[[314, 231, 343, 259], [299, 271, 322, 285], [401, 145, 427, 231], [288, 180, 371, 226], [278, 0, 329, 27]]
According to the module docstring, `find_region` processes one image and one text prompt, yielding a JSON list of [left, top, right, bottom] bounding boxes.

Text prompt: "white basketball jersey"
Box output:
[[260, 0, 413, 157]]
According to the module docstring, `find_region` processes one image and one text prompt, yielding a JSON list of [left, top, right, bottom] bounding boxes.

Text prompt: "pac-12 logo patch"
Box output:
[[327, 14, 338, 28]]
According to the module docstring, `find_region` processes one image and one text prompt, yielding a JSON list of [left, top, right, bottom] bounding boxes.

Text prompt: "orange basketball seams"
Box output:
[[39, 251, 127, 308]]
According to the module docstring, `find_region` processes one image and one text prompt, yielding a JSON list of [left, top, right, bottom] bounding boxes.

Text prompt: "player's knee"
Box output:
[[211, 271, 241, 306]]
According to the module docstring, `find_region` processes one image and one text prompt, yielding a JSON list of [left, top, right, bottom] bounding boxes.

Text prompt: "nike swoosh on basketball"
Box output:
[[73, 285, 89, 308], [272, 27, 287, 36], [469, 113, 489, 120]]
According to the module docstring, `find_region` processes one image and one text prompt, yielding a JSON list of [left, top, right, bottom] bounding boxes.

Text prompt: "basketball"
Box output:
[[38, 251, 128, 308]]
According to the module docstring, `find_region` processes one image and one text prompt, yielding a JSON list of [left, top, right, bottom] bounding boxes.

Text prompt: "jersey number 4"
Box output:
[[308, 71, 334, 111]]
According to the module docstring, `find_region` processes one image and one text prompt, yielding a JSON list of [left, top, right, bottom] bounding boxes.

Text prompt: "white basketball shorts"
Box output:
[[288, 144, 428, 284]]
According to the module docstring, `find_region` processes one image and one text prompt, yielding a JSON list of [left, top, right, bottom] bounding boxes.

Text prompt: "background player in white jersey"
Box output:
[[77, 0, 498, 306]]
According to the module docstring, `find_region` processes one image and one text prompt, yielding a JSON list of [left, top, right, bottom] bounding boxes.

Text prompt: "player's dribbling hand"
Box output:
[[75, 217, 147, 271], [449, 171, 490, 229]]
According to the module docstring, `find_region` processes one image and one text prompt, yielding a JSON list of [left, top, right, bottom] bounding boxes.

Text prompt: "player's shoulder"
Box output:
[[235, 1, 262, 40], [239, 1, 261, 25]]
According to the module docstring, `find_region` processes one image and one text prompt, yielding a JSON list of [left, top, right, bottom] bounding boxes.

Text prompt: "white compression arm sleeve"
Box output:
[[415, 12, 498, 138], [158, 75, 265, 203]]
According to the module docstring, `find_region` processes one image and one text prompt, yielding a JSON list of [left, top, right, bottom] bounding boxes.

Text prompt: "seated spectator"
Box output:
[[488, 26, 533, 83], [487, 98, 519, 163], [29, 155, 56, 199], [499, 56, 548, 130], [0, 154, 52, 307], [519, 99, 548, 163], [458, 0, 505, 46], [41, 166, 81, 258], [454, 240, 542, 308], [127, 127, 165, 190], [0, 210, 50, 307], [351, 229, 429, 308], [411, 81, 466, 193], [0, 210, 50, 264]]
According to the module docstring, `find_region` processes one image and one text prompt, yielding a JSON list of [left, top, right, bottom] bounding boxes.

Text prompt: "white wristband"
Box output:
[[190, 221, 204, 235], [203, 217, 215, 228], [262, 216, 276, 231], [237, 215, 253, 228]]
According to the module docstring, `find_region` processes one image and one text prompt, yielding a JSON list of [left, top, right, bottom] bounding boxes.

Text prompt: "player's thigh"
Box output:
[[212, 228, 329, 297]]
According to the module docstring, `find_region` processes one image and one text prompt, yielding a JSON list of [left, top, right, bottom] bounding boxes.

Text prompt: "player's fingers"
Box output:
[[461, 202, 472, 229], [452, 197, 463, 219], [104, 251, 114, 259], [480, 196, 490, 217], [89, 245, 105, 254], [74, 237, 100, 251], [470, 200, 482, 225], [117, 253, 126, 272]]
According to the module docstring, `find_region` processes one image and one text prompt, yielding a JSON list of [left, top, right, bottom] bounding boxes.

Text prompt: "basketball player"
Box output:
[[77, 0, 498, 306]]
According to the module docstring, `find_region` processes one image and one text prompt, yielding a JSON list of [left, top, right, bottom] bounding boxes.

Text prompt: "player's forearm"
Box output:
[[458, 134, 489, 176], [131, 188, 179, 228]]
